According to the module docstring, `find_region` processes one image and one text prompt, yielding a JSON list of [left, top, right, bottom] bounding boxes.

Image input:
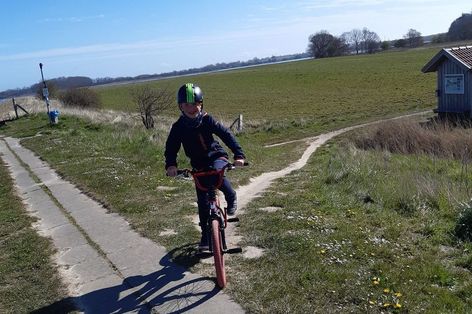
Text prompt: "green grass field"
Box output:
[[95, 47, 437, 141], [2, 44, 472, 312]]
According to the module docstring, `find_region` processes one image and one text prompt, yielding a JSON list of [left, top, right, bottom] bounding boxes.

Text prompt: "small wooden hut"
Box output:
[[422, 46, 472, 118]]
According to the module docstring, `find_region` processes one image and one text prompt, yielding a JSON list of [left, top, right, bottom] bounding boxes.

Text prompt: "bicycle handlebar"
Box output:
[[175, 162, 249, 177], [171, 162, 249, 191]]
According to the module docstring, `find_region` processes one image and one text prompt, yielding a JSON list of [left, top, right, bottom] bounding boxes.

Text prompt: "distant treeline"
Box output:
[[0, 52, 309, 99], [307, 11, 472, 58]]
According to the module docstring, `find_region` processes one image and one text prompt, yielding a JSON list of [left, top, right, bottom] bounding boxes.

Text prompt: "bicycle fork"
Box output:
[[208, 192, 228, 252]]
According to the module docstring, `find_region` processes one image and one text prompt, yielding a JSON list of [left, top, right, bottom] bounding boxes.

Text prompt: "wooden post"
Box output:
[[12, 98, 18, 119], [238, 114, 243, 131], [11, 98, 29, 118]]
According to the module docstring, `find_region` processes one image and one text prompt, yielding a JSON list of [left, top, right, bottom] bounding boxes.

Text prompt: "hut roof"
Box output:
[[422, 46, 472, 73]]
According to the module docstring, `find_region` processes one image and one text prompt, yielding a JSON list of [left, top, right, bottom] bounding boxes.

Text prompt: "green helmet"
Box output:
[[177, 83, 203, 104]]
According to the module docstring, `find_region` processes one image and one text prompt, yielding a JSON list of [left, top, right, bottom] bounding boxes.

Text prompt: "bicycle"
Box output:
[[177, 162, 246, 288]]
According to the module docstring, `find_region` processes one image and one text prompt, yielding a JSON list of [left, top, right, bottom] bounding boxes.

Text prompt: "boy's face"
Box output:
[[179, 102, 202, 118]]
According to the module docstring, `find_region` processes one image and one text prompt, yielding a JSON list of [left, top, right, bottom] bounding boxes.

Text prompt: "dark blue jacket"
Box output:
[[165, 113, 245, 170]]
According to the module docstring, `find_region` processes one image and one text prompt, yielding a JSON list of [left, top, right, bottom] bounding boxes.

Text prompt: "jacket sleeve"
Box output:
[[209, 115, 245, 160], [164, 123, 181, 169]]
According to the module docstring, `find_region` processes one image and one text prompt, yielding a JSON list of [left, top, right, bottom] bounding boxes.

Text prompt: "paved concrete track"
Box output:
[[0, 136, 243, 313]]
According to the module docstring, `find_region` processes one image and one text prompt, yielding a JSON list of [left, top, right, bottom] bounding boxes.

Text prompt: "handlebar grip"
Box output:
[[176, 169, 191, 177]]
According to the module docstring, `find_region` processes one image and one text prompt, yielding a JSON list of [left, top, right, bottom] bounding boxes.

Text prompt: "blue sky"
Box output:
[[0, 0, 470, 91]]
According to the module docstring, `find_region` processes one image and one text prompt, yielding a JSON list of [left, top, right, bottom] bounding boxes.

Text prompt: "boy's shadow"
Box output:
[[32, 244, 220, 314]]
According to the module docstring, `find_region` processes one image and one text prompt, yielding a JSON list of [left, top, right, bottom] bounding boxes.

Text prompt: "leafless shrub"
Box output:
[[131, 85, 173, 129], [60, 88, 101, 108], [35, 80, 60, 100]]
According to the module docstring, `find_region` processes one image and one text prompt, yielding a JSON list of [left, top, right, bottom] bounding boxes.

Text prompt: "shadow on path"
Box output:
[[33, 245, 220, 314]]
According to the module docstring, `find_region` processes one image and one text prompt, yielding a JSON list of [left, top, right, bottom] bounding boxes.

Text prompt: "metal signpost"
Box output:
[[39, 63, 59, 124], [39, 63, 50, 114]]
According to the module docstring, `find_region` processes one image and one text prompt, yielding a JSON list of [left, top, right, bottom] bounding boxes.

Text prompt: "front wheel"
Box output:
[[211, 219, 226, 288]]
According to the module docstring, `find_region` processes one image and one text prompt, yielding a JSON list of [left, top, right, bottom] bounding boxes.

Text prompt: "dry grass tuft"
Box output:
[[1, 96, 176, 132], [351, 118, 472, 161]]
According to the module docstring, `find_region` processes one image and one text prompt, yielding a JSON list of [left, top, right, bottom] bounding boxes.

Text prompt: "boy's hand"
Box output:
[[234, 159, 245, 167], [166, 166, 178, 177]]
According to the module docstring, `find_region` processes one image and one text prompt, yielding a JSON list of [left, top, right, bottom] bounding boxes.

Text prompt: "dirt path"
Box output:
[[224, 112, 430, 255]]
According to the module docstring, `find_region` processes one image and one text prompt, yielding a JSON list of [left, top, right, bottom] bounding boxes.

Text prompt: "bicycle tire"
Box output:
[[211, 219, 226, 288]]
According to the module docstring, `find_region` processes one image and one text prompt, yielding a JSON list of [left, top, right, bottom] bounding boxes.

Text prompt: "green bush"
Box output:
[[455, 201, 472, 242], [60, 88, 101, 108]]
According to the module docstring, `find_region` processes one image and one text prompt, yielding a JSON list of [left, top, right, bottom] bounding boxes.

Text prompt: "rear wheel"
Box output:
[[211, 219, 226, 288]]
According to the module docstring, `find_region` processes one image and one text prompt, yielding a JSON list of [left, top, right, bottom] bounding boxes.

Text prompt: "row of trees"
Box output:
[[392, 29, 423, 48], [307, 11, 472, 59], [307, 27, 426, 58]]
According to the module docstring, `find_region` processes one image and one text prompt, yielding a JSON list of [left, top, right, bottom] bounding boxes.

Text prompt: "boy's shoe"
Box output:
[[199, 232, 209, 251], [226, 200, 237, 216]]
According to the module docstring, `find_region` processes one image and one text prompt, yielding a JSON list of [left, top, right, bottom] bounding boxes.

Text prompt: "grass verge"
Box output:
[[0, 113, 307, 255], [228, 122, 472, 313], [0, 153, 72, 313]]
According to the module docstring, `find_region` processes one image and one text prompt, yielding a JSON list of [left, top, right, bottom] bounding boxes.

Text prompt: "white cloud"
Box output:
[[38, 14, 105, 23], [3, 0, 467, 65], [296, 0, 387, 10]]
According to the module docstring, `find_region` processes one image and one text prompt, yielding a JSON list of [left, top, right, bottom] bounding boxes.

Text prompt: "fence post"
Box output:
[[238, 114, 243, 131], [12, 98, 18, 119]]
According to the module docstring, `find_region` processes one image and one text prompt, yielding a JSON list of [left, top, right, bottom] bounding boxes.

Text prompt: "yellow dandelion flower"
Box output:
[[320, 249, 326, 254], [383, 288, 390, 293], [383, 303, 391, 308], [394, 292, 402, 297], [394, 303, 402, 308]]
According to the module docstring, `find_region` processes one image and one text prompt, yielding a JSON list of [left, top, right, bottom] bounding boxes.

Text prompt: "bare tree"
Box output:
[[362, 28, 381, 54], [343, 28, 363, 54], [131, 85, 173, 129], [327, 36, 349, 57], [404, 28, 424, 47]]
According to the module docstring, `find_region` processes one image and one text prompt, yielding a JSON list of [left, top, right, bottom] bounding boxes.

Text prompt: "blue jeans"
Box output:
[[196, 158, 236, 229]]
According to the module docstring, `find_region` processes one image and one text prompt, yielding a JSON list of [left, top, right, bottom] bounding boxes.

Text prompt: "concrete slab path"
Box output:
[[0, 136, 243, 313]]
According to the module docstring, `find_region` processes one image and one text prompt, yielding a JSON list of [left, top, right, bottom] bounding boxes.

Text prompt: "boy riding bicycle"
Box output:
[[165, 83, 246, 250]]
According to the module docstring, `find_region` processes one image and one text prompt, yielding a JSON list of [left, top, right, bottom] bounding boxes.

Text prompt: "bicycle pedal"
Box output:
[[196, 250, 213, 258], [224, 247, 243, 254], [227, 217, 239, 223]]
